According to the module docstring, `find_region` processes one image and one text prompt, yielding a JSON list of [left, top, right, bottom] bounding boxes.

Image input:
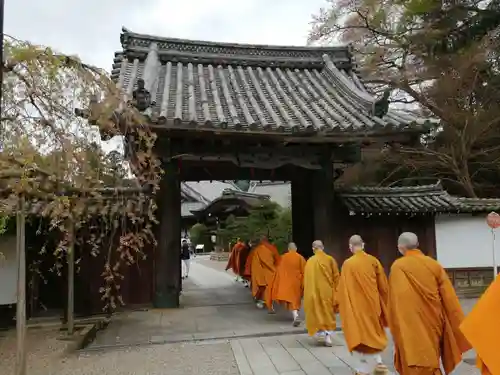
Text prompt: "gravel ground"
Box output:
[[1, 327, 238, 375], [53, 341, 239, 375], [0, 327, 69, 374]]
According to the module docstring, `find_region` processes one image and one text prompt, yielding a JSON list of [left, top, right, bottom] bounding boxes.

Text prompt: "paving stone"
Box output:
[[259, 338, 302, 373], [302, 345, 346, 368], [230, 340, 253, 375], [279, 336, 322, 365], [328, 366, 355, 375], [300, 361, 333, 375], [240, 338, 279, 374]]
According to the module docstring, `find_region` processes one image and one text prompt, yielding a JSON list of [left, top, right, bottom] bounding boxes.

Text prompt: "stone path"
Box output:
[[84, 256, 480, 375], [70, 331, 478, 375], [230, 332, 479, 375], [88, 256, 308, 349]]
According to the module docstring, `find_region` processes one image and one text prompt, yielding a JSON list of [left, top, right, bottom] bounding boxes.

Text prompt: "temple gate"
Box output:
[[101, 27, 425, 308]]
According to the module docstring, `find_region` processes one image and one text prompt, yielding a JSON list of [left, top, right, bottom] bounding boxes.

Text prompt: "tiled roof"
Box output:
[[455, 197, 500, 213], [190, 189, 270, 217], [338, 182, 500, 215], [111, 27, 428, 134], [248, 181, 291, 208], [180, 181, 241, 217], [181, 201, 205, 218], [183, 181, 240, 202]]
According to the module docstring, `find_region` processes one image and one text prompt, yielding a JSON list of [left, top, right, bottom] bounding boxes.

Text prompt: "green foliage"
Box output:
[[216, 202, 292, 254], [310, 0, 500, 197], [189, 223, 213, 253], [0, 36, 160, 313]]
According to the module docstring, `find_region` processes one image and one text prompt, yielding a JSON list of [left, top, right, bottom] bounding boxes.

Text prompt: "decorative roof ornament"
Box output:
[[130, 78, 156, 118], [372, 89, 391, 118]]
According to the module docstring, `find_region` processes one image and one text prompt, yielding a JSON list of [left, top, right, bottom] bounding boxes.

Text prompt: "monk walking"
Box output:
[[225, 239, 246, 282], [265, 242, 306, 326], [242, 240, 256, 288], [303, 240, 340, 347], [338, 235, 389, 375], [238, 240, 251, 287], [250, 236, 280, 309], [460, 274, 500, 375], [388, 232, 471, 375]]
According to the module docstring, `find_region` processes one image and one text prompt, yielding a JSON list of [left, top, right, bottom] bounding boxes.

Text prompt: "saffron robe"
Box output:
[[460, 275, 500, 375], [338, 251, 389, 354], [243, 247, 256, 281], [388, 249, 471, 375], [265, 251, 306, 311], [225, 241, 246, 275], [250, 241, 280, 299], [303, 250, 340, 336]]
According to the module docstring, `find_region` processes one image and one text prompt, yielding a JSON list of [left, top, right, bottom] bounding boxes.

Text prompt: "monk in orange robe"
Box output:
[[265, 242, 306, 325], [225, 239, 246, 281], [242, 240, 256, 288], [250, 236, 280, 309], [460, 274, 500, 375], [338, 235, 389, 375], [303, 240, 340, 347], [388, 232, 471, 375], [238, 241, 251, 287]]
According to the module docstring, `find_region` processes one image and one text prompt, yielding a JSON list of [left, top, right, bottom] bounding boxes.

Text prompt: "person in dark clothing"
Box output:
[[237, 241, 251, 286], [181, 240, 191, 279]]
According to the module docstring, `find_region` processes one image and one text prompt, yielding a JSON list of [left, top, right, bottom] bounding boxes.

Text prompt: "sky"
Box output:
[[5, 0, 328, 72], [5, 0, 328, 155]]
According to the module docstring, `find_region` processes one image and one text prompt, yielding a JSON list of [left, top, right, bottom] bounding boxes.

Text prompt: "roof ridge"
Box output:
[[120, 27, 349, 54], [455, 196, 500, 202], [338, 182, 444, 195], [118, 27, 353, 71], [222, 189, 270, 200]]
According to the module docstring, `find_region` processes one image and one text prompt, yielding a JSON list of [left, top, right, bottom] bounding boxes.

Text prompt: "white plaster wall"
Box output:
[[0, 236, 17, 305], [435, 214, 498, 269]]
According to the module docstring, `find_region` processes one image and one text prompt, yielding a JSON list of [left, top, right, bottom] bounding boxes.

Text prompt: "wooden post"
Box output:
[[16, 196, 27, 375], [291, 171, 314, 259], [67, 218, 75, 335], [312, 160, 342, 261], [154, 160, 181, 308]]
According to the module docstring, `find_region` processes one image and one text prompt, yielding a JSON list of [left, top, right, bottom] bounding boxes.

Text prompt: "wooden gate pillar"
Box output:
[[154, 160, 181, 308], [312, 161, 342, 262], [291, 170, 314, 259]]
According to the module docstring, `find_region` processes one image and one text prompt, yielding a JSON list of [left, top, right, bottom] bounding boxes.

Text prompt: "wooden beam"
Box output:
[[145, 124, 423, 145], [179, 162, 297, 181]]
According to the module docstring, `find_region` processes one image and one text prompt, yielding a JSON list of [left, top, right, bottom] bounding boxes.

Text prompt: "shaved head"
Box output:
[[312, 240, 324, 252], [398, 232, 419, 254], [288, 242, 297, 251], [349, 235, 363, 246], [349, 234, 364, 253]]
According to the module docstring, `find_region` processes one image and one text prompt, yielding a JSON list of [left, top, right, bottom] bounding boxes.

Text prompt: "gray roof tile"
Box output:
[[111, 28, 428, 134], [339, 182, 500, 214]]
